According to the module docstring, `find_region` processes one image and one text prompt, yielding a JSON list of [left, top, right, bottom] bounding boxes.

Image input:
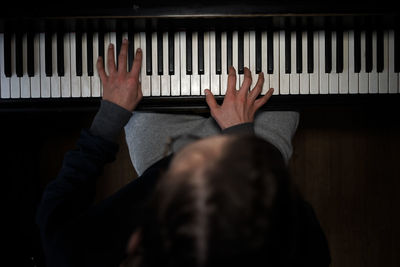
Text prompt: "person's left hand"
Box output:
[[97, 39, 143, 112]]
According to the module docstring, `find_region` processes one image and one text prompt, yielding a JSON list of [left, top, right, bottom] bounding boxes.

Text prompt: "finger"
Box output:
[[225, 66, 237, 97], [118, 39, 128, 74], [137, 82, 143, 100], [107, 43, 117, 75], [96, 56, 108, 83], [205, 89, 219, 111], [130, 48, 142, 80], [254, 88, 274, 110], [248, 72, 264, 101], [238, 67, 252, 98]]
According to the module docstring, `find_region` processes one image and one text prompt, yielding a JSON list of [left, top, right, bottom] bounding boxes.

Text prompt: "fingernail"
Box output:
[[204, 89, 209, 95], [137, 48, 142, 53], [123, 38, 128, 44], [109, 43, 113, 49]]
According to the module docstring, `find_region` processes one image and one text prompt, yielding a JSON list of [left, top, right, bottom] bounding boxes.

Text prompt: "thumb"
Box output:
[[205, 89, 219, 111]]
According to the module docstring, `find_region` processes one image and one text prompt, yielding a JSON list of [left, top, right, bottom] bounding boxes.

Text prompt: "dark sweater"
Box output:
[[36, 101, 331, 267]]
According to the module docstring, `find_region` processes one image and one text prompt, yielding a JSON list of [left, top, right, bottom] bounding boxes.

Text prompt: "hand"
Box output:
[[205, 66, 274, 130], [96, 39, 143, 112]]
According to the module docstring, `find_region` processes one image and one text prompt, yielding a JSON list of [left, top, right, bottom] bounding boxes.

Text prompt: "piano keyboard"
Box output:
[[1, 30, 399, 100]]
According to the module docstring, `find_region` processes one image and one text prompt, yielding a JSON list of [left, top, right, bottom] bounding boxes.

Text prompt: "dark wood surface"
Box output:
[[1, 105, 399, 266]]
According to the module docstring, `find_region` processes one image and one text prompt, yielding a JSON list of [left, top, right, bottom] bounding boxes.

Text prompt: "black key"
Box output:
[[198, 31, 204, 75], [87, 32, 93, 76], [395, 29, 400, 73], [365, 30, 373, 73], [116, 32, 122, 68], [98, 32, 105, 66], [45, 32, 52, 77], [146, 33, 153, 75], [186, 32, 192, 75], [307, 30, 314, 73], [377, 29, 384, 73], [158, 32, 163, 75], [57, 32, 64, 76], [285, 30, 291, 73], [336, 30, 344, 73], [56, 33, 65, 76], [15, 32, 23, 77], [27, 32, 34, 77], [168, 32, 175, 75], [3, 32, 11, 77], [255, 31, 261, 74], [325, 30, 332, 73], [354, 30, 361, 73], [296, 30, 302, 74], [215, 31, 221, 75], [238, 31, 244, 74], [146, 32, 152, 75], [227, 31, 232, 74], [75, 31, 82, 76], [267, 30, 273, 74], [128, 32, 134, 71]]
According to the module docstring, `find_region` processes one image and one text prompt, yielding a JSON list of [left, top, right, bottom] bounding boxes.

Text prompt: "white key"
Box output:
[[279, 30, 289, 95], [369, 31, 379, 94], [232, 31, 240, 90], [10, 34, 21, 98], [191, 32, 200, 95], [220, 31, 228, 95], [51, 33, 61, 97], [40, 33, 51, 97], [388, 30, 398, 93], [249, 31, 257, 89], [261, 31, 270, 94], [110, 32, 117, 62], [31, 34, 41, 98], [209, 31, 219, 95], [0, 33, 11, 98], [21, 33, 31, 98], [300, 31, 309, 94], [271, 31, 280, 95], [329, 31, 339, 94], [151, 32, 161, 96], [81, 33, 91, 97], [310, 31, 319, 94], [171, 32, 181, 96], [242, 31, 250, 87], [359, 31, 369, 94], [319, 30, 329, 94], [91, 32, 101, 97], [61, 33, 71, 97], [180, 31, 191, 96], [339, 31, 349, 94], [290, 31, 299, 95], [161, 32, 171, 96], [140, 32, 151, 96], [349, 30, 359, 94], [379, 30, 389, 94], [70, 32, 81, 97]]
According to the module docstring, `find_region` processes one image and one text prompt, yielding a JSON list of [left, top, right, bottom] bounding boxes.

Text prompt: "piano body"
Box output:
[[0, 0, 399, 112]]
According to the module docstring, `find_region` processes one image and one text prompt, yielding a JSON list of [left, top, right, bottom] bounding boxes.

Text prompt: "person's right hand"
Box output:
[[205, 66, 274, 130]]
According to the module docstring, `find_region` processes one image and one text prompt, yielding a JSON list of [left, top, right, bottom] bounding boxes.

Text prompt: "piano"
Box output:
[[0, 0, 399, 112]]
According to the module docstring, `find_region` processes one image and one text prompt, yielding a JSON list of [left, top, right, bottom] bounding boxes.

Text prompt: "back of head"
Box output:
[[135, 134, 298, 267]]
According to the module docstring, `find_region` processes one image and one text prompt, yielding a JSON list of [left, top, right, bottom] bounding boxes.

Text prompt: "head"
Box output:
[[124, 134, 298, 267]]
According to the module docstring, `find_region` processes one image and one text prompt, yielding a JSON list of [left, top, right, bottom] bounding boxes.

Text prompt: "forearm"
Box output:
[[36, 100, 131, 238]]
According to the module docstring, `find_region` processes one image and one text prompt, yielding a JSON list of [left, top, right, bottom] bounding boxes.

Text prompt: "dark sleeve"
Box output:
[[35, 129, 120, 266], [90, 99, 133, 142], [221, 122, 255, 135]]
